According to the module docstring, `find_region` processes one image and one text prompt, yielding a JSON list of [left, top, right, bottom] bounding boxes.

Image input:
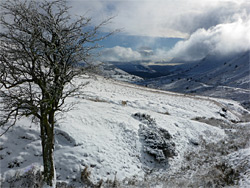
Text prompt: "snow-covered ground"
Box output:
[[92, 62, 143, 83], [1, 75, 249, 187]]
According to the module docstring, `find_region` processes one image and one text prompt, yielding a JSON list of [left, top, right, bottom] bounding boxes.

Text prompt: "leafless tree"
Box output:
[[0, 0, 115, 186]]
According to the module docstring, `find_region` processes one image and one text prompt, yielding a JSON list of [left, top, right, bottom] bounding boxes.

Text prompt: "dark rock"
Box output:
[[222, 108, 227, 112], [189, 139, 199, 146]]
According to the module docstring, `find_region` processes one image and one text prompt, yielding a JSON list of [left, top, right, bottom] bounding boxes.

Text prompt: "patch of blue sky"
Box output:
[[99, 34, 183, 50]]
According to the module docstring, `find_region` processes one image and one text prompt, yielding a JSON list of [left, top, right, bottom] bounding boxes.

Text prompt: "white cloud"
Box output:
[[169, 0, 250, 34], [99, 46, 176, 62], [99, 17, 250, 62], [167, 19, 250, 61], [69, 0, 250, 38], [99, 46, 142, 62], [68, 0, 250, 61]]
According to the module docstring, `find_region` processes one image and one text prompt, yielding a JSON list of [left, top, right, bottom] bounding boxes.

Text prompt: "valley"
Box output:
[[105, 51, 250, 110]]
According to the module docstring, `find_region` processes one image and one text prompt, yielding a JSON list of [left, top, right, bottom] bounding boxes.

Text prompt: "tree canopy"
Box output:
[[0, 0, 115, 186]]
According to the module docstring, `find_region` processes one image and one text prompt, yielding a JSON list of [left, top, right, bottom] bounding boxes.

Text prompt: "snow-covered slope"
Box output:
[[1, 75, 250, 187], [93, 62, 143, 82], [138, 51, 250, 109]]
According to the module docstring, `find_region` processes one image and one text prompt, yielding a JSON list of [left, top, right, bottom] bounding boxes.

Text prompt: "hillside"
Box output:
[[138, 51, 250, 109], [93, 62, 143, 82], [1, 75, 250, 187]]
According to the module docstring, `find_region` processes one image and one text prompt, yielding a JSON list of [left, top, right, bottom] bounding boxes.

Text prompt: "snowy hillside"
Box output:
[[138, 51, 250, 109], [1, 75, 250, 187], [107, 61, 162, 79], [91, 62, 143, 82]]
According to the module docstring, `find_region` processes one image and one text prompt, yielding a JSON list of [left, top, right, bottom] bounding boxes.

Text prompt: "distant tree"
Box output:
[[0, 0, 115, 186]]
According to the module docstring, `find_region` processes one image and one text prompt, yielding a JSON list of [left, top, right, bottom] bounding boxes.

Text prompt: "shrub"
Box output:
[[132, 113, 156, 126], [121, 101, 127, 106], [2, 166, 43, 188]]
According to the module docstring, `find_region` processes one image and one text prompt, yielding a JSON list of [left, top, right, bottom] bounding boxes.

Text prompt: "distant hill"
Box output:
[[137, 51, 250, 109]]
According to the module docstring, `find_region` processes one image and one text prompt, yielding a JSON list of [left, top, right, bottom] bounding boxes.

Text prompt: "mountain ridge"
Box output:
[[136, 51, 250, 109]]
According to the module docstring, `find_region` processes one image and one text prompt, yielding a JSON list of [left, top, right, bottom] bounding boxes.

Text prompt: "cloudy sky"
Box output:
[[69, 0, 250, 62]]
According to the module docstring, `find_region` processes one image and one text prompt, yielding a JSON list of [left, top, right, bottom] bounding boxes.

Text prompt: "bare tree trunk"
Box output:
[[40, 111, 55, 187]]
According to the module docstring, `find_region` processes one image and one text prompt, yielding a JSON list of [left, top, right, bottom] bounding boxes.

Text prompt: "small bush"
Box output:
[[121, 101, 127, 106], [133, 113, 156, 126], [81, 166, 91, 183], [2, 166, 43, 188], [139, 124, 176, 162], [80, 166, 103, 188]]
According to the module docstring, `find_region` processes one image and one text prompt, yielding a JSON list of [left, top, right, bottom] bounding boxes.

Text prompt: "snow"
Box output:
[[1, 75, 249, 187], [228, 147, 250, 187], [93, 62, 143, 82], [138, 51, 250, 110]]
